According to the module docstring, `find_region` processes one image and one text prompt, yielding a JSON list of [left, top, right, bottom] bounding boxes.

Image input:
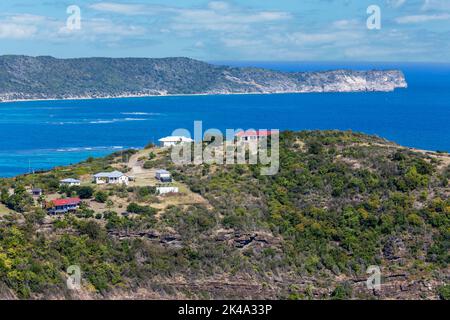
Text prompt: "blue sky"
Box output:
[[0, 0, 449, 62]]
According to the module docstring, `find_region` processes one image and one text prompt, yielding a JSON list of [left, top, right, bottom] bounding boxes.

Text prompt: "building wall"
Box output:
[[156, 172, 171, 179], [60, 182, 80, 187], [161, 141, 178, 147], [156, 187, 179, 195]]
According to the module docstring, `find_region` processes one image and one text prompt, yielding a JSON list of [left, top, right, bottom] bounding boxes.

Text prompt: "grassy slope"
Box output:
[[0, 130, 448, 300]]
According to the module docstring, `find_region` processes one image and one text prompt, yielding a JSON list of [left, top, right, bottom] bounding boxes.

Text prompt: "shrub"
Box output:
[[126, 202, 157, 216], [76, 186, 94, 199], [143, 161, 155, 169], [95, 191, 108, 203], [438, 285, 450, 300], [331, 283, 353, 300]]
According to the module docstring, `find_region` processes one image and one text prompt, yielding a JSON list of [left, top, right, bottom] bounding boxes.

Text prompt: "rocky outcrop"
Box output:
[[215, 230, 280, 249], [108, 229, 182, 247], [351, 276, 443, 300], [383, 236, 407, 261]]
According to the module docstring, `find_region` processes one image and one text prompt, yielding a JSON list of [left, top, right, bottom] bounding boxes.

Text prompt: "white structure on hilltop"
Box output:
[[60, 178, 81, 187], [158, 136, 193, 147], [156, 186, 179, 195], [235, 130, 273, 143], [155, 169, 172, 182], [93, 171, 129, 185]]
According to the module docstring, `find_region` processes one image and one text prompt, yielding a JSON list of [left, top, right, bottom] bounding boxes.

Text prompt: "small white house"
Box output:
[[156, 186, 179, 195], [93, 171, 129, 185], [158, 136, 194, 148], [60, 178, 81, 187]]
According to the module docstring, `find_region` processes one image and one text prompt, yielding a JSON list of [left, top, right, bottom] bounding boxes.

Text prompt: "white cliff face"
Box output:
[[215, 70, 407, 94], [0, 56, 407, 102]]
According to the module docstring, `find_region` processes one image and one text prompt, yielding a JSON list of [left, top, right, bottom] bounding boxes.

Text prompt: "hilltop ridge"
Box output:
[[0, 56, 407, 102]]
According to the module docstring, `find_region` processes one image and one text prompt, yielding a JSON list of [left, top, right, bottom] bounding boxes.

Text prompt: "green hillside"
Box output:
[[0, 56, 407, 102], [0, 131, 448, 299]]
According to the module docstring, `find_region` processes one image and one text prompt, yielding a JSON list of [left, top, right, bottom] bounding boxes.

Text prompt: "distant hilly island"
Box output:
[[0, 55, 407, 102]]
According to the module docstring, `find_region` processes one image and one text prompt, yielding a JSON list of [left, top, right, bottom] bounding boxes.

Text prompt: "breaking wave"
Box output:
[[48, 118, 150, 125], [55, 146, 125, 152], [120, 112, 161, 115]]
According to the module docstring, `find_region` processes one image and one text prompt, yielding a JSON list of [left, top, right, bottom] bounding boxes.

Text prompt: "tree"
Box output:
[[95, 191, 108, 203], [126, 202, 141, 213], [308, 141, 323, 155], [4, 185, 33, 212], [126, 202, 156, 216], [78, 221, 103, 239], [76, 186, 94, 199]]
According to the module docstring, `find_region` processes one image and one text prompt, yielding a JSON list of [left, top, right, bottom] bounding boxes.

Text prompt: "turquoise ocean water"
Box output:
[[0, 62, 449, 177]]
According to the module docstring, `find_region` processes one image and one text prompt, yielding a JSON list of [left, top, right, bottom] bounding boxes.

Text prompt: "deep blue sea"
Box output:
[[0, 61, 449, 177]]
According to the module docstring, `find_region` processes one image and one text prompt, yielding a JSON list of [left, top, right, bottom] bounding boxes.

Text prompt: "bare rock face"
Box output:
[[215, 230, 280, 249], [383, 236, 407, 261], [0, 282, 17, 300], [352, 276, 443, 300], [0, 55, 407, 102], [108, 229, 182, 247]]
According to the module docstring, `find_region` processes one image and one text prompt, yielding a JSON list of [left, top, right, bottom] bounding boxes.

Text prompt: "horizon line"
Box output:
[[0, 54, 450, 65]]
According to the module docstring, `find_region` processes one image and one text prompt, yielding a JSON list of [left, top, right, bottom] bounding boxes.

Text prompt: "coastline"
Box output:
[[2, 138, 448, 180], [0, 87, 405, 104]]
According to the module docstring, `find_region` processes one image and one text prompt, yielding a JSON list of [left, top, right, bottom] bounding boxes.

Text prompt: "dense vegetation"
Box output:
[[0, 55, 406, 101], [0, 131, 448, 299]]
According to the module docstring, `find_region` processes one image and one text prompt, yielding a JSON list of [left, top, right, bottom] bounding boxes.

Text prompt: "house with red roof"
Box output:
[[47, 197, 81, 215]]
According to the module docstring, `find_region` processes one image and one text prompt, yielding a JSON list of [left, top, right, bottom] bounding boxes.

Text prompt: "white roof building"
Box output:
[[155, 169, 172, 182], [158, 136, 194, 147], [93, 171, 129, 185], [60, 178, 81, 186], [155, 169, 170, 176]]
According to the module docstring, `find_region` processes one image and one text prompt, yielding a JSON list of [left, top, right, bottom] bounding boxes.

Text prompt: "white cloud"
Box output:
[[171, 8, 291, 33], [0, 12, 146, 44], [8, 14, 47, 24], [88, 19, 145, 36], [422, 0, 450, 11], [387, 0, 407, 8], [395, 13, 450, 23], [0, 14, 49, 39], [208, 1, 231, 11], [194, 40, 204, 48], [0, 22, 37, 39], [1, 0, 447, 61], [332, 19, 360, 29], [90, 1, 291, 33], [269, 30, 363, 46], [89, 2, 148, 15]]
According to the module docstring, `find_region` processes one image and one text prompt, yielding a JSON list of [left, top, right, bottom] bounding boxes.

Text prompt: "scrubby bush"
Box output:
[[95, 191, 108, 203], [126, 202, 157, 216], [76, 186, 95, 199]]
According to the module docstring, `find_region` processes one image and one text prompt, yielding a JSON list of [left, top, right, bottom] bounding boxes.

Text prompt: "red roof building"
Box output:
[[47, 197, 81, 214], [50, 198, 81, 206]]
